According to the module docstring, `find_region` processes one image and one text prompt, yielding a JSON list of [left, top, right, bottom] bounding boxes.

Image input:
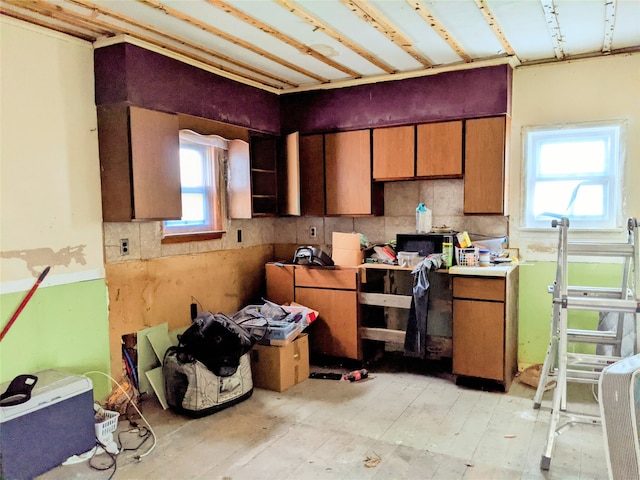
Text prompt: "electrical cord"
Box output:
[[88, 438, 117, 480], [83, 371, 157, 460]]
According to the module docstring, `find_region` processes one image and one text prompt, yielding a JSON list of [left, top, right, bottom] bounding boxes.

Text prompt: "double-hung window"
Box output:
[[163, 130, 226, 237], [523, 121, 624, 230]]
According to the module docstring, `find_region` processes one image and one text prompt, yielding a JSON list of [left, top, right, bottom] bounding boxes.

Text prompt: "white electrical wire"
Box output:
[[83, 370, 157, 459]]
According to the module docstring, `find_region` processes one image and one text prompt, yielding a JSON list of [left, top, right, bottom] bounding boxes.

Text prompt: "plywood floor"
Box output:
[[38, 357, 607, 480]]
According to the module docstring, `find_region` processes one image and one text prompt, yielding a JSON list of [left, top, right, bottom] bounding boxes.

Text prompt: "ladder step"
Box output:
[[544, 368, 602, 384], [554, 296, 639, 313], [566, 352, 621, 368], [567, 286, 627, 299], [546, 285, 626, 298], [567, 242, 634, 257], [566, 369, 600, 384], [567, 329, 620, 345]]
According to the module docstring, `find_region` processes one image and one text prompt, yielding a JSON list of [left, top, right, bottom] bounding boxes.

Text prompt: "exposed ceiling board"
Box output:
[[2, 0, 639, 93]]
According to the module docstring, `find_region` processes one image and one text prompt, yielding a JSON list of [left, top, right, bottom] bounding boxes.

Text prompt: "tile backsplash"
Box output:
[[103, 178, 507, 263]]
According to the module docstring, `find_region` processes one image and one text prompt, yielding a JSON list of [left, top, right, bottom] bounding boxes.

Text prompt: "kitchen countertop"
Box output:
[[448, 264, 517, 277]]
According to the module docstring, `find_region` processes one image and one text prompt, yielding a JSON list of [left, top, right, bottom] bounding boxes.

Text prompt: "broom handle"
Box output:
[[0, 266, 50, 342]]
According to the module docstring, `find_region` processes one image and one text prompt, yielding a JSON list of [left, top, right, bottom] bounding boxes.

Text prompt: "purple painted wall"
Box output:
[[94, 43, 511, 136], [280, 65, 512, 134], [94, 43, 281, 134]]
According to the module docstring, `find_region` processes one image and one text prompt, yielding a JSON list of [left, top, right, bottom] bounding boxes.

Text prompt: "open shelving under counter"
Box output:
[[358, 264, 453, 360]]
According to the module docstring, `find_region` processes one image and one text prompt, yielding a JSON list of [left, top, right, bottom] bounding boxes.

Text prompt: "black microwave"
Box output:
[[395, 233, 455, 257]]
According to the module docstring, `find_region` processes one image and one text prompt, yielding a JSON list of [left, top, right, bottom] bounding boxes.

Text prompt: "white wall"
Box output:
[[509, 53, 640, 260], [0, 18, 105, 291]]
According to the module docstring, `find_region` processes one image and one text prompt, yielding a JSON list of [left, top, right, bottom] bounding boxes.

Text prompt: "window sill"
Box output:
[[161, 231, 225, 244]]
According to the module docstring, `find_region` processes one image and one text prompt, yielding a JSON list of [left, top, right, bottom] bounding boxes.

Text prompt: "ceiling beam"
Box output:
[[3, 0, 112, 37], [206, 0, 362, 79], [65, 0, 296, 89], [540, 0, 565, 60], [0, 4, 96, 41], [339, 0, 432, 67], [137, 0, 328, 84], [274, 0, 396, 74], [602, 0, 616, 54], [406, 0, 472, 63], [473, 0, 516, 56]]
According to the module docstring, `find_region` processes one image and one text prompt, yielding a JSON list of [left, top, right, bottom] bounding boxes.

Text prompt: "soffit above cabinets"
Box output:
[[2, 0, 639, 94]]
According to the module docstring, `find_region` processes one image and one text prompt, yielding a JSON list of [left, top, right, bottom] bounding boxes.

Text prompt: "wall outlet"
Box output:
[[309, 226, 317, 238], [120, 238, 129, 255]]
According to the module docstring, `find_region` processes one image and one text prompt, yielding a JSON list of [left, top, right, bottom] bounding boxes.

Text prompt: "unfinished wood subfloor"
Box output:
[[38, 362, 606, 480]]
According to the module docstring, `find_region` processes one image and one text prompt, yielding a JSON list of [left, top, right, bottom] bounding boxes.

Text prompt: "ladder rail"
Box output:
[[537, 216, 639, 471]]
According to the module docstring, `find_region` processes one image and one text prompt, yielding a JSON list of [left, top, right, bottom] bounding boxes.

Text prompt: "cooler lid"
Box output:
[[0, 369, 93, 422]]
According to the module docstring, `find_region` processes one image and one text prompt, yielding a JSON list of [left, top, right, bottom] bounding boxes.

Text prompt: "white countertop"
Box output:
[[448, 264, 517, 277]]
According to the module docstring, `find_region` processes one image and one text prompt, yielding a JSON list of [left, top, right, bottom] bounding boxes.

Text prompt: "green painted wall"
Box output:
[[0, 280, 111, 399], [518, 261, 625, 367]]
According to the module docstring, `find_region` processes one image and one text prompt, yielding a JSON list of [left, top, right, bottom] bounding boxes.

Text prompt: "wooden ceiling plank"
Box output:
[[407, 0, 472, 63], [207, 0, 362, 79], [137, 0, 328, 83], [340, 0, 432, 67], [473, 0, 517, 57], [3, 0, 113, 36], [66, 0, 297, 87], [602, 0, 616, 53], [0, 5, 96, 41], [275, 0, 396, 74], [539, 0, 565, 60]]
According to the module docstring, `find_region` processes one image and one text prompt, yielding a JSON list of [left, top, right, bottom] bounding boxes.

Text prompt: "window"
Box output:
[[523, 121, 624, 229], [163, 130, 226, 237]]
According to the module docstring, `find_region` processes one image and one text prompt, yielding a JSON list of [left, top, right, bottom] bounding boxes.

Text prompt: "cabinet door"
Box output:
[[227, 139, 251, 219], [265, 263, 295, 305], [282, 132, 301, 216], [416, 121, 463, 177], [373, 125, 415, 180], [325, 130, 377, 215], [97, 104, 181, 222], [299, 134, 325, 216], [464, 116, 508, 214], [453, 298, 504, 381], [295, 287, 360, 360]]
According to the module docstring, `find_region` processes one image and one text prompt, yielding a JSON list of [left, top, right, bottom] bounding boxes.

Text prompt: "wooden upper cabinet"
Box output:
[[416, 121, 463, 177], [325, 129, 383, 216], [299, 133, 325, 216], [372, 125, 415, 180], [97, 104, 181, 222], [464, 116, 509, 215]]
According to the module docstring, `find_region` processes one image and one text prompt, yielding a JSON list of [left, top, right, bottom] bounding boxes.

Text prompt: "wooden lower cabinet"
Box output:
[[452, 269, 518, 390], [295, 287, 359, 360], [265, 264, 361, 360], [453, 299, 505, 381]]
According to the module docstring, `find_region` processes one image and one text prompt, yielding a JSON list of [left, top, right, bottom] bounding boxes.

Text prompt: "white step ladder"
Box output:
[[534, 217, 639, 471]]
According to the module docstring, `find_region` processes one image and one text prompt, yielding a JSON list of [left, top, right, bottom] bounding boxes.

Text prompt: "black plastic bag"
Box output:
[[178, 312, 255, 377]]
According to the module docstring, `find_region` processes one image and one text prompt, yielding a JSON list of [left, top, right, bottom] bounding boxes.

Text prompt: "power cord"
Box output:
[[83, 371, 157, 461]]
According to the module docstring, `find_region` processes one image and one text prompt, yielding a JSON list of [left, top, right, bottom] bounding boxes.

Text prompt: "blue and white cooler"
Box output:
[[0, 369, 95, 479]]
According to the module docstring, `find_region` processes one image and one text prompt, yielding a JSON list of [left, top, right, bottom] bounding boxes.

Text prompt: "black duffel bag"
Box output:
[[177, 311, 255, 377]]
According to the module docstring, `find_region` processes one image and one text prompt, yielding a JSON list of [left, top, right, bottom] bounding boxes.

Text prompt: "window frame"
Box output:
[[162, 129, 227, 241], [522, 120, 625, 231]]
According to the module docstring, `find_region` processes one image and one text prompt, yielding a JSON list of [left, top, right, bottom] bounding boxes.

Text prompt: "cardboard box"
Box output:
[[331, 232, 364, 266], [250, 334, 309, 392]]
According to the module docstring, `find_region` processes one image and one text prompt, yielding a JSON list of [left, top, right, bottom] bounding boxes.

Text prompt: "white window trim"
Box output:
[[163, 130, 228, 237], [521, 120, 627, 232], [515, 120, 630, 262]]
